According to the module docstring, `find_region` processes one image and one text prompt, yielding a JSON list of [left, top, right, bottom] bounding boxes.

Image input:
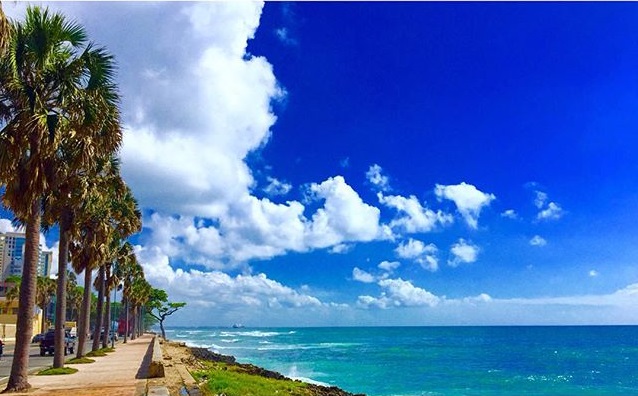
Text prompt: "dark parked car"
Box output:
[[39, 330, 75, 356], [90, 328, 117, 342], [31, 333, 44, 343]]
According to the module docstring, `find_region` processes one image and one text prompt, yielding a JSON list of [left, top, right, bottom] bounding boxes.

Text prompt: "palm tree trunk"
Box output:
[[130, 305, 137, 341], [76, 268, 92, 358], [53, 214, 70, 368], [102, 289, 111, 349], [5, 202, 40, 392], [92, 266, 105, 351], [123, 299, 129, 343], [40, 302, 47, 335]]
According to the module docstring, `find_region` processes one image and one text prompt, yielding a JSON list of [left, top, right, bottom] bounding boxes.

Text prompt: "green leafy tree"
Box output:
[[35, 276, 56, 334], [147, 288, 186, 340]]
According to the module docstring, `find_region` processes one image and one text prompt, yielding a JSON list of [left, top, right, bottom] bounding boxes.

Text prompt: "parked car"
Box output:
[[31, 333, 44, 343], [90, 328, 117, 342], [39, 330, 75, 356]]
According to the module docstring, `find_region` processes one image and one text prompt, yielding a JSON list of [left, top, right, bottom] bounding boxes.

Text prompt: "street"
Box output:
[[0, 342, 70, 383]]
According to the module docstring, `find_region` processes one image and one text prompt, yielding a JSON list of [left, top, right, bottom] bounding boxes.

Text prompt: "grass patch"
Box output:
[[37, 367, 78, 375], [101, 347, 115, 353], [193, 362, 313, 396], [86, 349, 107, 357], [66, 357, 95, 364]]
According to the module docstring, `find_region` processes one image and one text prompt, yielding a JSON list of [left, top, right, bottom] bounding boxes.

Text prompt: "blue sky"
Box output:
[[3, 2, 638, 326]]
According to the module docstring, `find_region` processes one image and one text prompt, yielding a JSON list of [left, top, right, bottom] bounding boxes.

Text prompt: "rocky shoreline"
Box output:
[[189, 346, 366, 396]]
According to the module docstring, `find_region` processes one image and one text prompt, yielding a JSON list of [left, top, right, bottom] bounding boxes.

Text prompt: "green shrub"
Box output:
[[37, 367, 78, 375]]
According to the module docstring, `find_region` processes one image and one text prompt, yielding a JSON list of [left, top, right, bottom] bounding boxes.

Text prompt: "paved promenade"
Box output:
[[5, 334, 153, 396]]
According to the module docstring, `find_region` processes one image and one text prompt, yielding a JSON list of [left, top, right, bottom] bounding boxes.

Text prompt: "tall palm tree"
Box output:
[[0, 2, 10, 52], [118, 255, 143, 343], [70, 158, 119, 358], [38, 28, 121, 369], [91, 186, 141, 351], [102, 241, 132, 348], [0, 7, 90, 391], [70, 157, 141, 356], [128, 277, 151, 340]]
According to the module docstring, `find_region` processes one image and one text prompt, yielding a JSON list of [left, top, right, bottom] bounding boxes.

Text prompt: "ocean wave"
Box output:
[[318, 342, 360, 348], [220, 338, 240, 343], [287, 365, 330, 387], [232, 331, 286, 337], [290, 376, 331, 387], [524, 374, 572, 383]]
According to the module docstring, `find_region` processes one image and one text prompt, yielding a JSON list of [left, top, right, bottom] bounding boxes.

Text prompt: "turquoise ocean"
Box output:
[[165, 326, 638, 395]]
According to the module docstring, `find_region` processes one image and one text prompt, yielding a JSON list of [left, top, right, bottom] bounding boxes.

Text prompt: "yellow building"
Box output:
[[0, 296, 41, 341]]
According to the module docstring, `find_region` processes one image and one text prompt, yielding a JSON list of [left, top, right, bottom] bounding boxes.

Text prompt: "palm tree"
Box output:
[[70, 157, 141, 356], [67, 285, 83, 322], [0, 2, 10, 52], [102, 241, 132, 348], [37, 26, 122, 368], [3, 275, 21, 312], [118, 252, 143, 343], [35, 276, 56, 334], [128, 277, 151, 340], [0, 7, 91, 391]]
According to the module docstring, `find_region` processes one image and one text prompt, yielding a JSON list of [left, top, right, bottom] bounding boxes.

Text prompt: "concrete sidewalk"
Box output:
[[9, 334, 153, 396]]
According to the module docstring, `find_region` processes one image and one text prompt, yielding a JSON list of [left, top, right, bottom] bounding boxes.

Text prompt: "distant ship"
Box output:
[[232, 323, 245, 328]]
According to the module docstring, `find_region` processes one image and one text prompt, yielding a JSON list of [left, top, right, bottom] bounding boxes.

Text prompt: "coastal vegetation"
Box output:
[[163, 341, 364, 396], [147, 288, 186, 340], [0, 4, 159, 391]]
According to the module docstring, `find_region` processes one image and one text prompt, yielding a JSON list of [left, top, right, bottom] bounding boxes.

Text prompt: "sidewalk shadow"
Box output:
[[135, 340, 152, 379]]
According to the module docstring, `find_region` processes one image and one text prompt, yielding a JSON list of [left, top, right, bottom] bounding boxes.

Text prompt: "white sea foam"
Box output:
[[287, 365, 331, 387], [234, 331, 285, 337], [220, 338, 240, 343]]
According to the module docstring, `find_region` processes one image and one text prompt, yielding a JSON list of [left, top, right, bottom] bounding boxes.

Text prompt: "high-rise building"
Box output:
[[0, 232, 52, 281]]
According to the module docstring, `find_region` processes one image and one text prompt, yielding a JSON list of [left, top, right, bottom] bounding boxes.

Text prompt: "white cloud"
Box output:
[[448, 239, 479, 267], [0, 219, 18, 233], [352, 267, 376, 283], [275, 27, 298, 46], [139, 245, 323, 309], [328, 244, 352, 254], [366, 164, 390, 191], [435, 182, 495, 229], [501, 209, 518, 219], [534, 190, 548, 209], [537, 202, 564, 221], [263, 177, 292, 197], [589, 270, 599, 277], [498, 283, 638, 307], [378, 193, 452, 234], [378, 260, 400, 273], [357, 278, 440, 309], [395, 239, 439, 272], [532, 190, 564, 221], [462, 293, 493, 304], [305, 176, 386, 248], [119, 2, 283, 219], [140, 175, 389, 267], [529, 235, 547, 247]]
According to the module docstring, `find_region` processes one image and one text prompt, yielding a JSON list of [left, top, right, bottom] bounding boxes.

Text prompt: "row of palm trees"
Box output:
[[0, 5, 154, 392]]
